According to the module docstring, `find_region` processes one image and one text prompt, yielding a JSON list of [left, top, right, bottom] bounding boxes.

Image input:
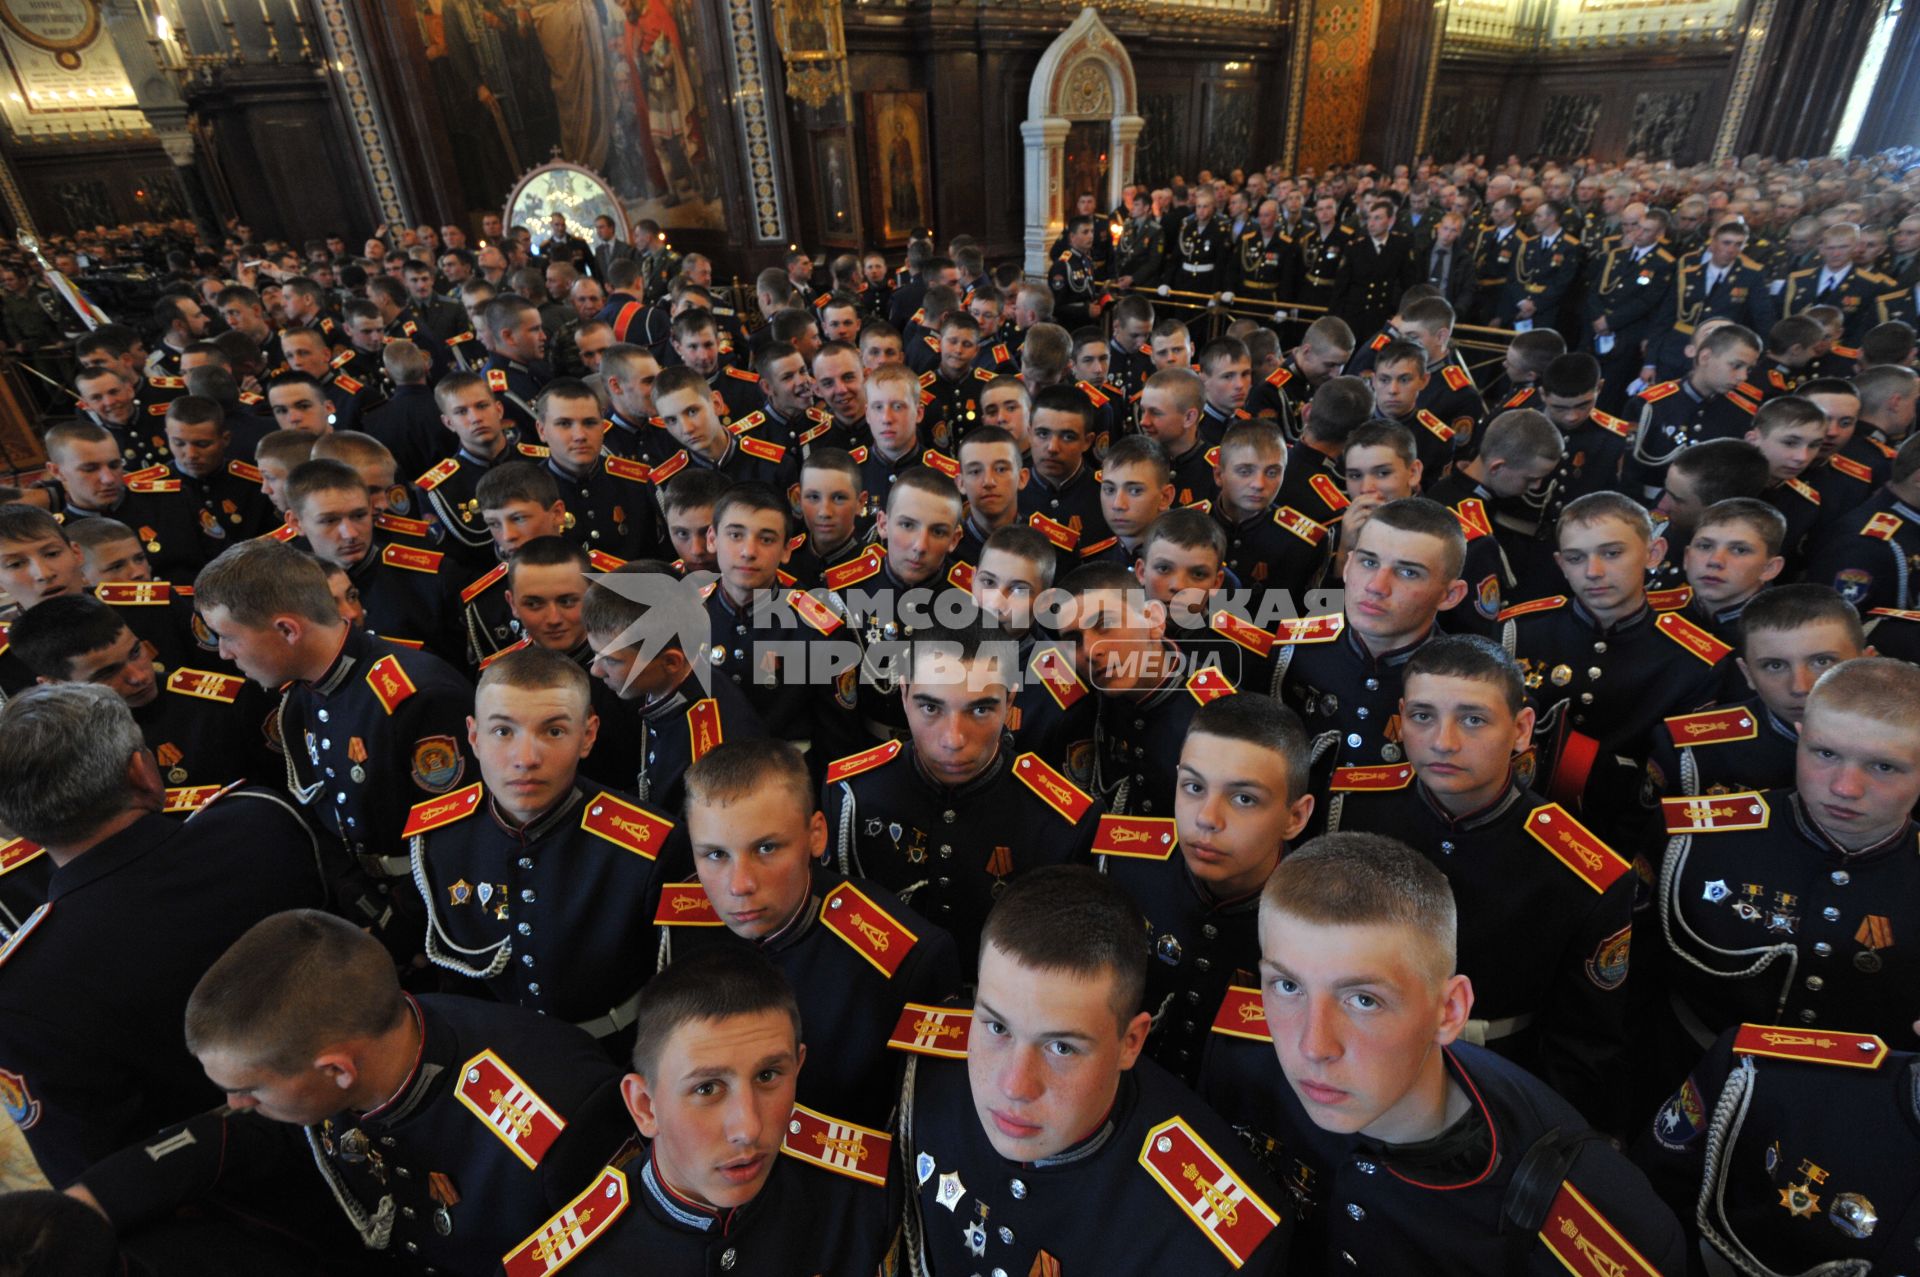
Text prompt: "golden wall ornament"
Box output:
[[772, 0, 848, 109]]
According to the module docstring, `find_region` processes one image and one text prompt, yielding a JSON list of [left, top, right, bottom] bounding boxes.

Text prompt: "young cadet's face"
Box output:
[[1137, 387, 1195, 449], [1797, 702, 1920, 849], [291, 488, 374, 567], [812, 351, 865, 423], [958, 442, 1023, 519], [1555, 516, 1658, 622], [326, 570, 364, 627], [969, 942, 1149, 1162], [939, 326, 979, 375], [1259, 909, 1468, 1141], [666, 505, 717, 571], [467, 679, 597, 826], [1343, 522, 1462, 647], [979, 387, 1030, 451], [860, 334, 903, 372], [822, 307, 860, 344], [689, 785, 824, 939], [1063, 586, 1167, 693], [673, 325, 722, 377], [1540, 388, 1599, 432], [1685, 520, 1783, 609], [52, 438, 126, 510], [0, 534, 83, 607], [1294, 341, 1349, 380], [60, 626, 160, 707], [1746, 421, 1822, 482], [199, 1046, 354, 1126], [1203, 356, 1252, 412], [658, 388, 726, 455], [876, 486, 962, 586], [269, 385, 333, 436], [1149, 330, 1193, 370], [536, 395, 608, 476], [902, 658, 1011, 786], [82, 536, 153, 585], [199, 603, 301, 689], [866, 377, 921, 457], [1029, 410, 1089, 483], [1400, 672, 1532, 809], [1694, 341, 1757, 396], [800, 468, 861, 546], [507, 562, 590, 652], [1176, 731, 1312, 900], [1371, 360, 1428, 418], [1216, 444, 1285, 515], [166, 419, 229, 478], [440, 384, 506, 453], [623, 1009, 803, 1209], [715, 505, 791, 593], [483, 498, 566, 556], [1343, 445, 1419, 503], [971, 547, 1045, 632], [1070, 343, 1109, 384], [1136, 539, 1223, 615], [1099, 462, 1171, 539], [1739, 620, 1864, 724]]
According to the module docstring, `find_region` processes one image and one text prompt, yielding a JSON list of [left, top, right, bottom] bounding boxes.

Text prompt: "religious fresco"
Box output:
[[415, 0, 727, 231]]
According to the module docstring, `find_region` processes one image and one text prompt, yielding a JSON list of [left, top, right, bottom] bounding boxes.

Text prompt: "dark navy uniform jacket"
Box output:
[[169, 457, 278, 557], [80, 995, 631, 1277], [415, 443, 547, 571], [347, 538, 467, 666], [0, 789, 326, 1185], [1273, 612, 1428, 785], [626, 669, 769, 815], [1621, 378, 1758, 496], [1804, 491, 1920, 614], [1639, 695, 1799, 853], [1092, 646, 1237, 817], [64, 484, 206, 583], [701, 580, 863, 754], [480, 354, 549, 435], [543, 454, 666, 563]]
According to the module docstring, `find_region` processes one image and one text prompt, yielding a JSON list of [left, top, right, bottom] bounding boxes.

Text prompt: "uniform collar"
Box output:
[[757, 878, 824, 953], [639, 1146, 761, 1234], [1030, 462, 1089, 496], [908, 733, 1012, 799], [1789, 791, 1917, 861], [1568, 596, 1651, 636], [641, 675, 697, 723], [1025, 1075, 1131, 1170], [355, 995, 439, 1126], [308, 624, 369, 696], [1360, 1047, 1499, 1190], [1414, 777, 1525, 833], [1341, 622, 1430, 671], [48, 811, 180, 900], [485, 785, 584, 843]]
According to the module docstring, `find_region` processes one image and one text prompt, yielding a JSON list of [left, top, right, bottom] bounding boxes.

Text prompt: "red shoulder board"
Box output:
[[1732, 1023, 1889, 1069], [739, 436, 786, 463], [1639, 381, 1680, 403], [1013, 751, 1095, 822], [787, 532, 808, 553], [402, 782, 484, 837], [478, 637, 532, 670], [921, 449, 959, 478], [783, 1103, 891, 1186], [382, 543, 442, 574], [729, 409, 767, 436], [374, 512, 433, 538], [814, 292, 833, 308], [974, 368, 997, 383], [95, 581, 172, 606], [146, 401, 169, 416], [1308, 472, 1349, 512], [648, 450, 690, 484], [1442, 365, 1472, 392], [993, 343, 1010, 364], [798, 421, 831, 446], [0, 836, 46, 876], [266, 521, 298, 542], [1872, 606, 1920, 621], [486, 368, 509, 393], [1138, 1117, 1282, 1268], [515, 443, 551, 459], [1524, 804, 1630, 893], [1031, 645, 1088, 709], [1274, 506, 1327, 545], [165, 667, 245, 703], [1502, 388, 1536, 410], [1829, 454, 1872, 483], [823, 547, 882, 591], [1452, 498, 1491, 541], [686, 698, 723, 761], [1094, 814, 1177, 860], [587, 550, 627, 572], [1645, 585, 1692, 612], [1415, 409, 1455, 442], [821, 882, 919, 978], [1079, 381, 1110, 407], [163, 783, 230, 814], [1589, 410, 1633, 438], [127, 478, 181, 493], [917, 369, 936, 389], [330, 349, 356, 369], [453, 1049, 566, 1170], [333, 374, 364, 396], [1784, 477, 1819, 504], [1028, 511, 1080, 551], [1211, 610, 1276, 658], [123, 464, 168, 483], [1212, 986, 1272, 1041], [1187, 666, 1236, 704], [1656, 611, 1732, 665], [654, 881, 722, 926], [1863, 510, 1904, 540], [461, 561, 509, 605], [725, 366, 760, 383], [1277, 612, 1345, 643], [1498, 595, 1567, 622], [787, 589, 842, 635], [888, 1002, 972, 1057], [1266, 367, 1293, 390], [580, 791, 673, 859], [604, 455, 651, 483], [1833, 344, 1862, 359], [1665, 706, 1758, 747], [1867, 434, 1898, 459], [1078, 535, 1118, 559], [415, 457, 461, 491], [1728, 390, 1759, 416], [1538, 1181, 1664, 1277], [149, 374, 186, 389], [1204, 446, 1221, 469], [1330, 764, 1414, 792], [365, 653, 418, 714], [1661, 791, 1771, 834], [848, 446, 870, 463], [946, 561, 974, 591], [827, 739, 903, 784]]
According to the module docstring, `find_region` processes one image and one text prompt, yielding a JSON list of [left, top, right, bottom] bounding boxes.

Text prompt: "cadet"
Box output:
[[162, 396, 277, 554], [460, 462, 568, 663], [951, 425, 1026, 571], [1196, 834, 1685, 1274], [1325, 637, 1633, 1123], [68, 910, 630, 1275], [263, 373, 337, 439], [1047, 215, 1104, 328], [969, 526, 1098, 779], [790, 446, 871, 586], [478, 294, 551, 434], [1105, 293, 1157, 403], [194, 539, 473, 944], [532, 378, 663, 561], [669, 309, 763, 424], [1246, 315, 1355, 437], [1196, 337, 1254, 443], [582, 560, 768, 814], [75, 365, 168, 475], [1088, 434, 1174, 571], [1803, 431, 1920, 612], [1171, 187, 1236, 302], [745, 340, 818, 452], [279, 328, 376, 431], [0, 684, 325, 1185], [1136, 367, 1219, 509], [1507, 354, 1634, 593], [1624, 319, 1763, 496], [0, 505, 90, 699], [414, 370, 541, 569], [1018, 386, 1112, 558], [411, 646, 677, 1046], [1649, 438, 1772, 586], [1583, 205, 1677, 406], [808, 340, 873, 458], [1421, 408, 1563, 637], [1235, 197, 1296, 311], [506, 947, 901, 1275], [1650, 220, 1778, 380], [1097, 693, 1313, 1083], [43, 421, 204, 583], [1275, 496, 1468, 777], [894, 866, 1292, 1274], [1636, 1022, 1918, 1276], [64, 516, 152, 586], [822, 621, 1101, 963], [1394, 297, 1487, 443], [601, 342, 669, 464], [918, 313, 997, 455], [647, 365, 796, 493], [659, 470, 728, 576], [1673, 497, 1787, 645], [1330, 199, 1418, 340], [1656, 657, 1920, 1060], [652, 739, 961, 1126], [1745, 394, 1828, 569], [1214, 419, 1330, 605], [1115, 192, 1168, 295]]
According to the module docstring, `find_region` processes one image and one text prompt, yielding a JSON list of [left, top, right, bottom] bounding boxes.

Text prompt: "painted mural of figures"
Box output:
[[418, 0, 517, 199], [529, 0, 611, 171], [495, 0, 563, 167], [888, 114, 922, 231], [622, 0, 717, 204]]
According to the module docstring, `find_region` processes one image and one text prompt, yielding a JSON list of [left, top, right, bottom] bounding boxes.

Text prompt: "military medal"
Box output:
[[428, 1171, 459, 1237], [935, 1170, 966, 1212], [1779, 1179, 1820, 1218], [1829, 1191, 1877, 1239], [1550, 664, 1572, 687], [1854, 914, 1891, 972], [916, 1152, 935, 1185], [337, 1128, 370, 1162]]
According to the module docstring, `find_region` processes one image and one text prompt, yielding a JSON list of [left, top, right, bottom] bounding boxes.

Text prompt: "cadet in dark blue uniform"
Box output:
[[503, 947, 900, 1276], [895, 866, 1293, 1274], [645, 365, 797, 495], [532, 378, 666, 563], [1622, 320, 1762, 498], [1197, 833, 1685, 1275], [44, 420, 207, 584], [1212, 420, 1333, 608], [478, 294, 551, 434], [823, 621, 1102, 965], [412, 647, 680, 1047], [0, 506, 131, 704], [1097, 693, 1313, 1085], [0, 684, 326, 1186], [161, 396, 278, 554], [653, 739, 960, 1126], [1136, 368, 1221, 509], [1803, 432, 1920, 613], [1421, 410, 1565, 639], [70, 910, 631, 1275], [1507, 354, 1635, 594], [1017, 385, 1112, 562], [415, 369, 540, 570]]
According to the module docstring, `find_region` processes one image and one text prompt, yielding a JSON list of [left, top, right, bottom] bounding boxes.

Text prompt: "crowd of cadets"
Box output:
[[1, 151, 1919, 1275]]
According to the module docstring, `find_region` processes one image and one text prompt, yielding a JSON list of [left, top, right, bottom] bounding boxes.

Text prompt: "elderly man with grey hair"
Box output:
[[0, 683, 326, 1187]]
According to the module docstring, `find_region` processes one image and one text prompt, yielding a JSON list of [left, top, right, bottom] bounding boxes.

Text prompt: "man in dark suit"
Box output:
[[587, 215, 637, 283], [1332, 199, 1419, 340], [539, 213, 593, 279], [1421, 212, 1476, 314]]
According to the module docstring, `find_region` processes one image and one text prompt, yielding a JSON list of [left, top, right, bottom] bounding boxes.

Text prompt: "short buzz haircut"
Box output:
[[433, 370, 490, 414], [476, 460, 560, 512], [8, 594, 131, 680], [629, 945, 801, 1078], [1559, 491, 1654, 545], [1141, 507, 1225, 562], [475, 640, 590, 707], [0, 684, 148, 845], [885, 466, 965, 517], [1404, 633, 1527, 715], [1478, 409, 1564, 468], [284, 458, 367, 512], [1858, 363, 1919, 415], [1345, 420, 1418, 467], [1303, 315, 1356, 357], [535, 377, 599, 421], [481, 294, 537, 341], [0, 502, 71, 549], [1696, 496, 1788, 557], [183, 910, 408, 1075], [957, 424, 1021, 464], [1398, 296, 1455, 330], [1669, 438, 1770, 503], [652, 364, 709, 410], [1219, 419, 1286, 459], [1187, 691, 1311, 798], [1031, 383, 1094, 434], [255, 429, 318, 472], [1197, 337, 1250, 374], [313, 431, 394, 472], [1541, 352, 1601, 399], [1749, 394, 1826, 439], [1100, 433, 1172, 486], [1373, 339, 1425, 374], [981, 524, 1057, 588], [658, 469, 731, 519], [800, 445, 862, 487], [977, 865, 1149, 1031], [713, 481, 793, 538], [1737, 583, 1865, 655], [1766, 314, 1824, 355], [686, 737, 816, 821], [1020, 323, 1070, 377], [1144, 366, 1206, 414], [64, 515, 140, 554], [1304, 376, 1374, 444], [1698, 323, 1762, 360], [1260, 832, 1457, 987], [583, 559, 682, 646], [1806, 656, 1920, 733], [192, 539, 340, 629]]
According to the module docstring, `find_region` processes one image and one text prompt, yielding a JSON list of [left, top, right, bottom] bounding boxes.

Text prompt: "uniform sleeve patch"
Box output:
[[410, 735, 466, 794], [1585, 923, 1631, 990]]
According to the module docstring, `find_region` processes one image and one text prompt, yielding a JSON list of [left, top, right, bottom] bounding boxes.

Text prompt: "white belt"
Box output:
[[1183, 264, 1217, 274], [575, 990, 644, 1040]]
